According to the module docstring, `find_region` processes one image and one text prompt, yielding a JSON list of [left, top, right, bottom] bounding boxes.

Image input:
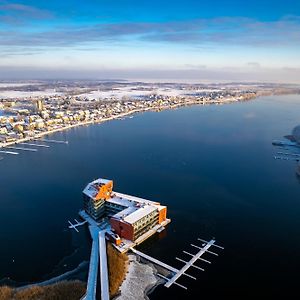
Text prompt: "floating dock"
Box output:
[[130, 248, 178, 273], [131, 238, 224, 290], [0, 150, 18, 155], [19, 142, 50, 148], [37, 138, 68, 144], [5, 146, 37, 152]]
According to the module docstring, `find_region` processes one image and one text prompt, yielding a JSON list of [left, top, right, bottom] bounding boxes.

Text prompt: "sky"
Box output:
[[0, 0, 300, 82]]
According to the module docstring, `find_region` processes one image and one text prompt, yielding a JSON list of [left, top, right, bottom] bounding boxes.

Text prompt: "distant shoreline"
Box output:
[[0, 94, 256, 150]]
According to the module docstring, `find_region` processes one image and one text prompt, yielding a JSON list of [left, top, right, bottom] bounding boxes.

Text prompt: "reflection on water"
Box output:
[[0, 95, 300, 299]]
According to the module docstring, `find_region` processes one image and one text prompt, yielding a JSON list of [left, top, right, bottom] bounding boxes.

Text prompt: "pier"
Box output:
[[68, 219, 87, 232], [0, 137, 68, 160], [130, 248, 179, 273], [78, 225, 110, 300], [37, 138, 68, 144], [84, 226, 100, 300], [99, 231, 109, 300], [165, 239, 222, 288], [131, 238, 223, 290], [19, 142, 50, 148], [0, 150, 19, 155], [5, 146, 37, 152]]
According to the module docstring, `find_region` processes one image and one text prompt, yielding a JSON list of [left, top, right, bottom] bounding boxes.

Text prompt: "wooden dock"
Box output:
[[130, 248, 179, 273], [0, 150, 19, 155], [131, 238, 224, 290], [38, 138, 68, 144], [6, 146, 37, 152], [19, 142, 50, 148]]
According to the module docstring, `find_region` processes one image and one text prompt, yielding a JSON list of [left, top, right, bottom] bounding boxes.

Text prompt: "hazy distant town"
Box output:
[[0, 80, 299, 147]]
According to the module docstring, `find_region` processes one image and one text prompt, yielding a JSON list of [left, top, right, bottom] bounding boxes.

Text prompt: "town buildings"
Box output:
[[0, 86, 258, 148]]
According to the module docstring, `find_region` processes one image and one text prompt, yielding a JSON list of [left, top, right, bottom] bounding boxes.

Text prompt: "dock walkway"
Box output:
[[99, 231, 109, 300], [131, 238, 223, 290], [81, 226, 110, 300], [130, 248, 178, 273], [84, 226, 100, 300], [165, 239, 216, 287]]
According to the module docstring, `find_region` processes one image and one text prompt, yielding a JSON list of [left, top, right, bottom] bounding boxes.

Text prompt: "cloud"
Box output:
[[0, 2, 53, 25], [0, 15, 300, 50]]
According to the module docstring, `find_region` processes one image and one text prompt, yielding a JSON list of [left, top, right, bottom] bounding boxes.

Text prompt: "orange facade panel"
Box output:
[[158, 206, 167, 224], [95, 180, 113, 200]]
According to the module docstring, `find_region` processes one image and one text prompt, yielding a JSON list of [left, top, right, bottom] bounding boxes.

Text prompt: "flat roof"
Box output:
[[106, 196, 134, 208], [108, 193, 161, 223], [112, 206, 138, 220], [123, 205, 157, 225], [114, 192, 160, 206], [83, 184, 99, 199], [83, 178, 112, 200]]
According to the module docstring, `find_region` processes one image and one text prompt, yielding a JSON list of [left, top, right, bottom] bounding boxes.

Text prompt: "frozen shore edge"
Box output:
[[115, 254, 165, 300]]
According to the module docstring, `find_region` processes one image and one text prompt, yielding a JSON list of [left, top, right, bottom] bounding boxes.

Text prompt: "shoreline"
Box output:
[[0, 261, 88, 290], [0, 95, 256, 149], [114, 254, 163, 300]]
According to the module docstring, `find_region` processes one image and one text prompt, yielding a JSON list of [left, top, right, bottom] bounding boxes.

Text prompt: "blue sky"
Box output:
[[0, 0, 299, 81]]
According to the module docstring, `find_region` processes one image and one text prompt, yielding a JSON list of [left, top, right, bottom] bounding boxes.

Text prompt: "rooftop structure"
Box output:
[[82, 178, 169, 247]]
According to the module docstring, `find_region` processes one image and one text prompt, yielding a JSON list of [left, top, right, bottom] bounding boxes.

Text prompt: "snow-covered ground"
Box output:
[[0, 90, 62, 99], [116, 255, 158, 300], [77, 86, 222, 100], [0, 83, 41, 88]]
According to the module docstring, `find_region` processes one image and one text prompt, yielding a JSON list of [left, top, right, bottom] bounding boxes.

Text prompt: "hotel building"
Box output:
[[83, 178, 169, 243]]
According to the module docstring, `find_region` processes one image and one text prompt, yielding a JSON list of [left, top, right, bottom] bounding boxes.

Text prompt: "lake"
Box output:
[[0, 95, 300, 299]]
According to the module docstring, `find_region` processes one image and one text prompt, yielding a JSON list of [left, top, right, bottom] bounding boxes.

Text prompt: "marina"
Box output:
[[0, 138, 68, 159], [272, 126, 300, 172]]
